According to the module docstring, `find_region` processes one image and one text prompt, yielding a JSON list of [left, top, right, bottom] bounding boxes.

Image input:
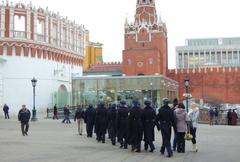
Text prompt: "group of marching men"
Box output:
[[74, 98, 199, 158]]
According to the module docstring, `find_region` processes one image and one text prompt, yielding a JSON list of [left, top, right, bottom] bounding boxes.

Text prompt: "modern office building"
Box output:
[[176, 38, 240, 69]]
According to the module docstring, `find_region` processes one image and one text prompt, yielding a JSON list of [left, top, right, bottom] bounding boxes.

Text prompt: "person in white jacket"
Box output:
[[188, 102, 199, 152]]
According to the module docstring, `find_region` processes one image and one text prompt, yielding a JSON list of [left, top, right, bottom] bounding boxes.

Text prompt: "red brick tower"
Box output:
[[123, 0, 168, 76]]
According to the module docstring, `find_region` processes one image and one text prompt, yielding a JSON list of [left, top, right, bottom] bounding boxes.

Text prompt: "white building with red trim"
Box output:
[[0, 1, 86, 114]]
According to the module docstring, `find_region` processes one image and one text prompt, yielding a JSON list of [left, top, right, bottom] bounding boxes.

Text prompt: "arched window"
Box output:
[[14, 15, 25, 38], [128, 58, 132, 65]]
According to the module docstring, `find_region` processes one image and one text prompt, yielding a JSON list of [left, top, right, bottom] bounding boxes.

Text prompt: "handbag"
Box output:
[[184, 132, 193, 141]]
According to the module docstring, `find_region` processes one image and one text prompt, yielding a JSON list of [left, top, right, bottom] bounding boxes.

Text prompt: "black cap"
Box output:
[[144, 100, 151, 106]]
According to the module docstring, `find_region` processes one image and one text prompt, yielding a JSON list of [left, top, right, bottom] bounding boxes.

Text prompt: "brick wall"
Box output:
[[167, 67, 240, 104]]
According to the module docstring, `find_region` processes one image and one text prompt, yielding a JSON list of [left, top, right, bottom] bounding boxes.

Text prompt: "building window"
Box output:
[[178, 53, 183, 68], [222, 51, 227, 64], [211, 51, 216, 63], [184, 53, 188, 68], [217, 51, 221, 64], [228, 51, 232, 64], [233, 51, 238, 65], [128, 59, 132, 65], [148, 58, 153, 64]]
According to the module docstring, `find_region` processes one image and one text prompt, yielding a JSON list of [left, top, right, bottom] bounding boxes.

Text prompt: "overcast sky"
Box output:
[[11, 0, 240, 68]]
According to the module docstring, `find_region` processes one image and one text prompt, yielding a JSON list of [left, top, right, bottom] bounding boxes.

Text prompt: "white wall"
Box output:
[[0, 52, 82, 114]]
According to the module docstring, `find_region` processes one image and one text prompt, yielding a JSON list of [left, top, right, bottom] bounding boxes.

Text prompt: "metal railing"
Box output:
[[37, 34, 45, 42], [46, 106, 79, 119], [14, 31, 26, 39]]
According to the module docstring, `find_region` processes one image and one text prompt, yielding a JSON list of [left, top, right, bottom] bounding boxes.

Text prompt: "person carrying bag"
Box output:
[[187, 102, 200, 152]]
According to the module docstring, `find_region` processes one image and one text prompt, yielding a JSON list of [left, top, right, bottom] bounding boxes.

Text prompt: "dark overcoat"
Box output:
[[116, 105, 129, 140], [128, 105, 143, 144], [142, 105, 156, 142], [95, 105, 108, 134]]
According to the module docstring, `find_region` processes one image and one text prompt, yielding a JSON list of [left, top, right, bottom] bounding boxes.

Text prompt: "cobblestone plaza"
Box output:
[[0, 118, 239, 162]]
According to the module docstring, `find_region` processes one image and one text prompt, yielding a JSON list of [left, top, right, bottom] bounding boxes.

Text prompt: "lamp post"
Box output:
[[184, 77, 190, 113], [150, 82, 153, 105], [31, 77, 37, 121]]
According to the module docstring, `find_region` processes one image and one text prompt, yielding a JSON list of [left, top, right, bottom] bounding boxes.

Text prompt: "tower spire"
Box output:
[[135, 0, 157, 25]]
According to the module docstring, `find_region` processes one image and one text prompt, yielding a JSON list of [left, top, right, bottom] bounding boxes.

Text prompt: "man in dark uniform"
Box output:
[[107, 103, 117, 145], [3, 104, 10, 119], [142, 100, 156, 152], [116, 100, 129, 149], [95, 102, 108, 143], [155, 98, 175, 157], [128, 100, 143, 152], [84, 104, 96, 137], [18, 105, 31, 136]]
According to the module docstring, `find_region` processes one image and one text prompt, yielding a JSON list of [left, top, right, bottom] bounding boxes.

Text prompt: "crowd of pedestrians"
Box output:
[[56, 98, 200, 157]]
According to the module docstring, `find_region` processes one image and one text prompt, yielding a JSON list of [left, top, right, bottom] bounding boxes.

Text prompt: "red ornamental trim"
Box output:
[[0, 41, 83, 66]]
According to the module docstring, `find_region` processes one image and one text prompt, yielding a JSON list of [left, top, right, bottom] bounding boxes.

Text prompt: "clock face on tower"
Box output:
[[137, 61, 143, 67]]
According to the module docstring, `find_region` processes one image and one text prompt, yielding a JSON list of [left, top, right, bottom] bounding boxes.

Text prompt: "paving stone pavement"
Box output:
[[0, 117, 239, 162]]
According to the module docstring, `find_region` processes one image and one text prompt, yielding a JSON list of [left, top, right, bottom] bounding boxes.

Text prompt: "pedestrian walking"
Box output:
[[95, 102, 108, 143], [128, 100, 143, 152], [209, 107, 214, 125], [116, 100, 129, 149], [214, 108, 219, 125], [62, 105, 71, 124], [155, 98, 175, 158], [74, 106, 85, 135], [227, 109, 232, 125], [3, 104, 10, 119], [174, 103, 188, 153], [18, 105, 31, 136], [84, 104, 96, 137], [142, 100, 156, 153], [188, 102, 199, 152], [53, 104, 58, 120], [231, 110, 238, 126], [172, 98, 178, 151], [107, 103, 117, 145]]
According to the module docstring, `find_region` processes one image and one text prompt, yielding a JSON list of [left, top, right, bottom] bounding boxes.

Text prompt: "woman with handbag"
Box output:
[[174, 103, 188, 153], [188, 102, 200, 152]]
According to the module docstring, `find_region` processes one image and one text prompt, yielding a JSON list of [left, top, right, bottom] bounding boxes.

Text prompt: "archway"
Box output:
[[57, 85, 69, 108]]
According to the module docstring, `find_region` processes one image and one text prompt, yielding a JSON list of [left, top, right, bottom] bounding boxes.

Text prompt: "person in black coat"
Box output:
[[128, 100, 143, 152], [142, 100, 156, 152], [53, 104, 58, 120], [3, 104, 10, 119], [74, 106, 85, 135], [116, 100, 129, 149], [18, 105, 31, 136], [95, 102, 108, 143], [84, 104, 96, 137], [155, 98, 175, 158], [107, 103, 117, 145]]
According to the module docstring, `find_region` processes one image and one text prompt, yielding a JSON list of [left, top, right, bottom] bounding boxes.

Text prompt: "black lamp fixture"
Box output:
[[184, 77, 190, 112], [31, 77, 37, 121]]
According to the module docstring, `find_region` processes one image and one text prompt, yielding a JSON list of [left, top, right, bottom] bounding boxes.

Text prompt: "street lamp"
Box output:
[[150, 82, 153, 105], [31, 77, 37, 121], [184, 77, 190, 113]]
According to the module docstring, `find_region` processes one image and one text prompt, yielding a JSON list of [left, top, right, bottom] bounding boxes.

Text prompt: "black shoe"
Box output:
[[149, 148, 155, 152], [119, 145, 123, 149], [135, 150, 141, 153], [24, 132, 28, 135], [79, 133, 82, 136], [166, 154, 173, 158], [160, 151, 164, 155]]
